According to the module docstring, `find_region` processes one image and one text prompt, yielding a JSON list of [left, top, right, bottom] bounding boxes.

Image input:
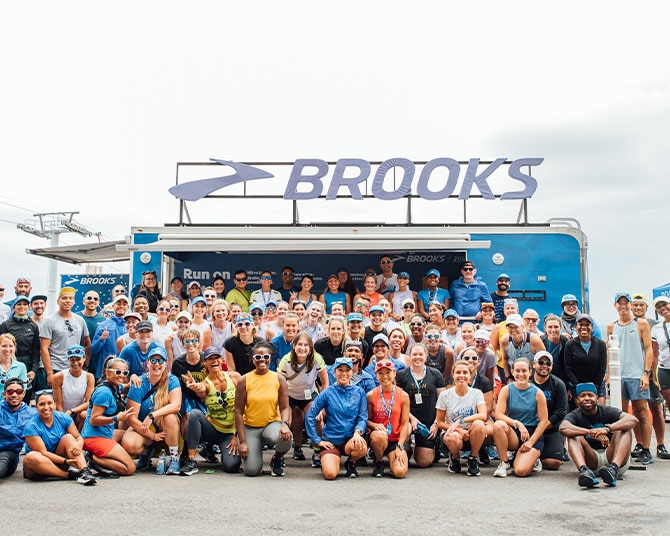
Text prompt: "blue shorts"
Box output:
[[621, 378, 650, 401]]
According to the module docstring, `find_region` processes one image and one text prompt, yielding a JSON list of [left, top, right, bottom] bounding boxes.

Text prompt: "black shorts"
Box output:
[[540, 432, 564, 461], [414, 433, 437, 450], [384, 441, 399, 456], [657, 368, 670, 391], [288, 396, 313, 410], [512, 426, 544, 453]]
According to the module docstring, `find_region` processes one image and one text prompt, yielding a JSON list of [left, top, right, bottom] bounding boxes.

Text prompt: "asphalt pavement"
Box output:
[[4, 438, 670, 536]]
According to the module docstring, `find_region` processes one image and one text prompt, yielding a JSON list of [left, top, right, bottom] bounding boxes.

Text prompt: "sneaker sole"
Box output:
[[180, 470, 198, 476], [578, 474, 599, 488]]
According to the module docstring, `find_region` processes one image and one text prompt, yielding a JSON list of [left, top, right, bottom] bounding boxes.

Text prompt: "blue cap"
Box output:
[[614, 292, 632, 303], [249, 302, 265, 313], [333, 357, 353, 370], [443, 309, 459, 319], [266, 300, 277, 307], [12, 296, 30, 306], [148, 346, 168, 359], [561, 294, 578, 305], [497, 273, 510, 281], [368, 305, 385, 315], [191, 296, 207, 307], [575, 382, 597, 395], [347, 312, 364, 323], [66, 345, 86, 359], [426, 269, 440, 277], [30, 294, 47, 303], [203, 346, 223, 360], [236, 313, 253, 324], [398, 272, 410, 279]]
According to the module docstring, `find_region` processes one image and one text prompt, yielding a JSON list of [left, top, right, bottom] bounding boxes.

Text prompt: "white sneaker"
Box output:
[[532, 458, 543, 473], [493, 461, 511, 478]]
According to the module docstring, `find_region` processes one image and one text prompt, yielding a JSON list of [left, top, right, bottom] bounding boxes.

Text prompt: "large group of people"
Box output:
[[0, 262, 668, 490]]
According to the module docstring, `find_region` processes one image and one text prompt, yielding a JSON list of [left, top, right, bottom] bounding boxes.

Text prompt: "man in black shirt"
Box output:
[[559, 382, 637, 488], [531, 350, 568, 470]]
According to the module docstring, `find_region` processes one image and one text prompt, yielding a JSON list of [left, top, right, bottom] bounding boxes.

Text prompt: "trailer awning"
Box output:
[[26, 240, 130, 265]]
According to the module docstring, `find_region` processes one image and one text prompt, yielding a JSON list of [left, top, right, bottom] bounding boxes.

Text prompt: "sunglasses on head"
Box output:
[[252, 354, 271, 361], [149, 357, 166, 365]]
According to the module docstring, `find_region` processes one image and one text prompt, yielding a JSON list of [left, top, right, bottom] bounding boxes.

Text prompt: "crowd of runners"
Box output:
[[0, 256, 668, 490]]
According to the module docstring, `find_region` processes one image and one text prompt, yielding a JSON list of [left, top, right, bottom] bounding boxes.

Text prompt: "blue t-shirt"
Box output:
[[24, 411, 73, 453], [128, 374, 181, 421], [0, 401, 37, 454], [120, 341, 160, 377], [82, 385, 120, 439], [417, 288, 451, 310]]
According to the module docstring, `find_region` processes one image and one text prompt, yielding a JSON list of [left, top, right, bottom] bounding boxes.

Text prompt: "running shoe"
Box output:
[[577, 466, 600, 488], [657, 444, 670, 460], [166, 455, 180, 475], [372, 461, 385, 478], [532, 458, 543, 472], [311, 452, 321, 468], [77, 466, 98, 486], [467, 456, 481, 477], [86, 451, 116, 477], [493, 461, 511, 478], [270, 455, 285, 477], [199, 444, 218, 464], [344, 459, 358, 478], [478, 446, 490, 466], [135, 446, 153, 470], [487, 444, 499, 460], [292, 444, 306, 461], [598, 464, 618, 487], [447, 452, 461, 474], [631, 443, 643, 458], [561, 448, 571, 462], [180, 458, 199, 476], [638, 449, 654, 465]]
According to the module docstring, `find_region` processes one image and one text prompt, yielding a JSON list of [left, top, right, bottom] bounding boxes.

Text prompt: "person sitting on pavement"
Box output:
[[305, 357, 368, 480], [492, 357, 549, 478], [366, 360, 410, 478], [22, 390, 97, 485], [559, 382, 637, 488], [436, 359, 487, 476], [0, 377, 36, 479]]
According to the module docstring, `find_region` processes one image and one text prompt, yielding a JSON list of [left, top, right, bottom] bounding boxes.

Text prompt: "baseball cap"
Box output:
[[506, 314, 523, 327], [561, 294, 578, 305], [59, 287, 76, 297], [631, 293, 647, 304], [113, 294, 130, 305], [124, 312, 142, 321], [576, 313, 593, 324], [67, 345, 86, 359], [236, 313, 253, 324], [346, 312, 364, 323], [203, 346, 223, 360], [176, 311, 192, 322], [12, 296, 29, 306], [148, 346, 167, 360], [614, 292, 632, 303], [135, 321, 154, 332], [653, 296, 670, 308], [497, 273, 510, 281], [191, 296, 207, 307], [327, 274, 339, 281], [375, 360, 395, 373], [473, 329, 490, 341], [480, 302, 494, 311], [266, 300, 277, 307], [426, 269, 440, 278], [249, 302, 265, 313], [462, 261, 475, 269], [30, 294, 47, 303], [368, 305, 385, 315], [503, 298, 518, 307], [398, 272, 410, 279], [533, 350, 553, 364], [187, 281, 201, 289], [401, 298, 415, 307], [443, 309, 459, 319], [372, 333, 390, 347], [334, 357, 353, 370]]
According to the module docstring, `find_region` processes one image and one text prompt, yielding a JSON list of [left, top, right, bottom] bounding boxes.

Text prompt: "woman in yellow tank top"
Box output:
[[234, 341, 292, 477], [180, 346, 242, 476]]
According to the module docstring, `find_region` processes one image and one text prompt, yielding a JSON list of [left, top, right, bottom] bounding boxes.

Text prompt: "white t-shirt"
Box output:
[[435, 386, 485, 429], [376, 273, 399, 296], [651, 321, 670, 369]]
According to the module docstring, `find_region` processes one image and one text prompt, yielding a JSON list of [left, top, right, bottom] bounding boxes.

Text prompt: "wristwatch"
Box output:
[[148, 412, 154, 420], [397, 444, 406, 451], [282, 420, 290, 426], [644, 369, 652, 376]]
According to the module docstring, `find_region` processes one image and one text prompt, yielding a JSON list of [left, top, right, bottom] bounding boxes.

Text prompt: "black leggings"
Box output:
[[185, 410, 241, 473], [0, 451, 18, 479]]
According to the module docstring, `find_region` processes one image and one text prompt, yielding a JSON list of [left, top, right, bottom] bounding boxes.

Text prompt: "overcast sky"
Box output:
[[1, 1, 668, 324]]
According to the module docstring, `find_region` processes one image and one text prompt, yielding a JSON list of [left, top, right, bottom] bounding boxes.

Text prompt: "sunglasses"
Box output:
[[266, 305, 276, 310], [260, 275, 272, 280], [524, 318, 539, 322], [64, 320, 74, 333], [103, 310, 113, 316], [461, 355, 478, 361], [282, 272, 294, 276], [237, 321, 252, 327], [474, 338, 489, 345], [409, 322, 424, 327], [170, 305, 181, 310], [113, 289, 126, 294], [462, 267, 474, 272], [380, 260, 392, 265], [403, 304, 415, 309], [110, 369, 130, 376], [0, 288, 4, 291], [235, 277, 248, 282], [204, 294, 216, 299], [252, 354, 271, 361], [536, 360, 552, 367], [426, 334, 440, 340], [183, 339, 199, 345], [355, 302, 368, 307], [85, 296, 99, 301], [250, 310, 263, 316], [5, 388, 24, 395], [157, 307, 171, 312], [149, 357, 166, 365]]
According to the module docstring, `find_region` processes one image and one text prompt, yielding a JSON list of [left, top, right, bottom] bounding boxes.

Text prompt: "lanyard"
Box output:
[[410, 367, 426, 393], [380, 387, 395, 425]]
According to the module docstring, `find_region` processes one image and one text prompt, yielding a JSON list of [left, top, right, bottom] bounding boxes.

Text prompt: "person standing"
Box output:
[[650, 296, 670, 460], [417, 269, 450, 320], [376, 255, 399, 297], [250, 271, 282, 307], [40, 287, 91, 388], [226, 270, 252, 312], [0, 296, 40, 395], [490, 273, 511, 322], [0, 284, 10, 322], [563, 314, 607, 405], [449, 261, 491, 319], [78, 291, 106, 347], [90, 294, 130, 379], [276, 266, 300, 303]]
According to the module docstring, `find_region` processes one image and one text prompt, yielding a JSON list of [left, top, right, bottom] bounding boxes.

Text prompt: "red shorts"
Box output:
[[83, 437, 117, 457]]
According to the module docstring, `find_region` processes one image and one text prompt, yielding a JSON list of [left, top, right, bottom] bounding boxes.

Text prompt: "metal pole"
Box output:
[[47, 233, 59, 315], [608, 334, 621, 410]]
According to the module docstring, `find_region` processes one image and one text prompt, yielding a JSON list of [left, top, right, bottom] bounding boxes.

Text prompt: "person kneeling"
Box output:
[[306, 357, 368, 480]]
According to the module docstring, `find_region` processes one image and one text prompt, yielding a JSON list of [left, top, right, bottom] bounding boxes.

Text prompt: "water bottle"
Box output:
[[156, 449, 166, 475]]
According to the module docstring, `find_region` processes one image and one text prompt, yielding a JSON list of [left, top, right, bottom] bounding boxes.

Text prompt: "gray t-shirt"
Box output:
[[41, 313, 89, 371], [435, 386, 485, 428]]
